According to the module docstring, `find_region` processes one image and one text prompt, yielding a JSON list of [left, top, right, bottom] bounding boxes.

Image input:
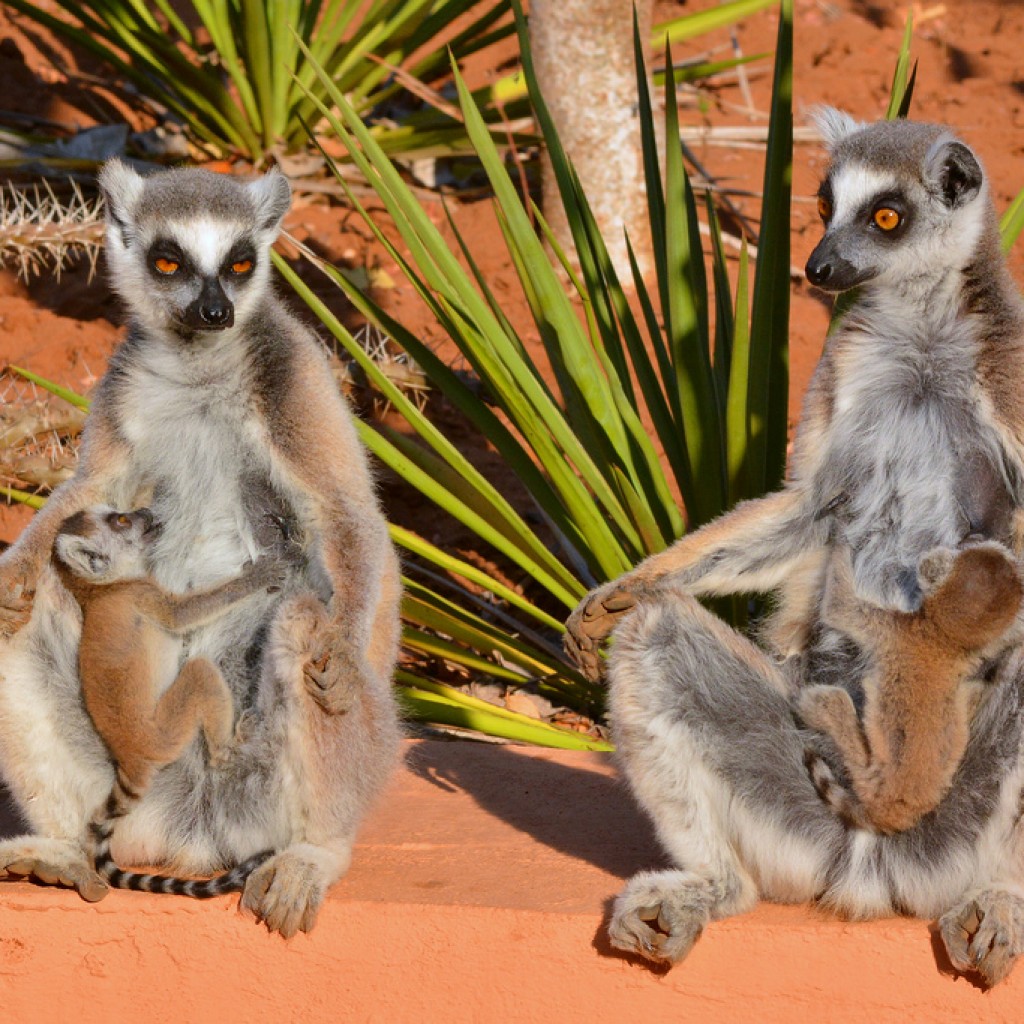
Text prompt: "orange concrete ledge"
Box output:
[[0, 739, 1020, 1023]]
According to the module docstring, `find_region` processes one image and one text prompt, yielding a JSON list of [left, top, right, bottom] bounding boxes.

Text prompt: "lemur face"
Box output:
[[97, 161, 292, 342], [805, 111, 986, 295], [54, 506, 159, 583]]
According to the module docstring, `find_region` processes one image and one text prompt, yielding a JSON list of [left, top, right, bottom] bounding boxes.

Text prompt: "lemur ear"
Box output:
[[98, 158, 145, 242], [809, 107, 863, 150], [248, 169, 292, 235], [925, 138, 983, 208], [55, 535, 109, 581]]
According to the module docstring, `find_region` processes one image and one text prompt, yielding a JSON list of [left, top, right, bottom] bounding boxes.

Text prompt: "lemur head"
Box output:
[[54, 506, 159, 584], [805, 109, 990, 294], [98, 160, 291, 340]]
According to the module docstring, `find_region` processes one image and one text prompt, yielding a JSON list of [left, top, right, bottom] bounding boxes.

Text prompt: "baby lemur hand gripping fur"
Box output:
[[0, 161, 402, 935], [54, 506, 286, 896], [563, 111, 1024, 984], [800, 542, 1023, 834]]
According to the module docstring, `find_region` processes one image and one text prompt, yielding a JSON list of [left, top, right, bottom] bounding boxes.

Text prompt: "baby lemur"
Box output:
[[800, 541, 1023, 834], [55, 506, 284, 896]]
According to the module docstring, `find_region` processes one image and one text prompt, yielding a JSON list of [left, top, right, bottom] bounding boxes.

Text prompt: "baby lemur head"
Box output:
[[805, 109, 991, 294], [97, 160, 292, 341], [54, 506, 159, 585]]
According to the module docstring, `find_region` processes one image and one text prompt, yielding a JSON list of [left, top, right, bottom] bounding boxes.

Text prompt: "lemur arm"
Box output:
[[144, 558, 285, 633], [565, 356, 838, 679], [0, 408, 130, 637], [260, 335, 395, 666], [564, 486, 823, 677]]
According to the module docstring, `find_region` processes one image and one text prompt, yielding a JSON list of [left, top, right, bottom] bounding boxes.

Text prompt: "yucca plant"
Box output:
[[283, 1, 1024, 745], [264, 0, 793, 744], [1, 0, 778, 171], [2, 0, 516, 165]]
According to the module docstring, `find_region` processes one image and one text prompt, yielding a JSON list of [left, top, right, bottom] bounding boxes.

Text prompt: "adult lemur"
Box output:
[[0, 161, 402, 937], [565, 111, 1024, 986]]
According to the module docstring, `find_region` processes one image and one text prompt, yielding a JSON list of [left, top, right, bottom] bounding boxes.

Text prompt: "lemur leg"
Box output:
[[798, 686, 870, 771], [152, 657, 235, 767], [605, 591, 847, 965], [607, 595, 1024, 968], [241, 585, 402, 938]]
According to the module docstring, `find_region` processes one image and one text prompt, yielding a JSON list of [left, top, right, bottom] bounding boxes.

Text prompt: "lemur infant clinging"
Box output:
[[54, 506, 287, 897], [564, 113, 1024, 986], [0, 161, 402, 936], [800, 541, 1023, 834]]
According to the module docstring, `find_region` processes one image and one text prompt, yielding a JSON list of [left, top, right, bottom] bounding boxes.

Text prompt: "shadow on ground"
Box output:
[[404, 739, 665, 880]]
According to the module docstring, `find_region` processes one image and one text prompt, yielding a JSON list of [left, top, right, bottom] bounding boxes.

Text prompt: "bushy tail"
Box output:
[[88, 772, 272, 898], [803, 747, 871, 831]]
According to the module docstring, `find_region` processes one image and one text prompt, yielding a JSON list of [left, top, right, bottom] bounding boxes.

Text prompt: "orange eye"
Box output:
[[117, 514, 131, 525], [154, 257, 180, 275], [873, 207, 901, 231], [231, 259, 253, 274], [817, 196, 832, 221]]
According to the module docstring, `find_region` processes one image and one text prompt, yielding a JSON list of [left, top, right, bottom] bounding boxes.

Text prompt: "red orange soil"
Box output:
[[2, 0, 1024, 547]]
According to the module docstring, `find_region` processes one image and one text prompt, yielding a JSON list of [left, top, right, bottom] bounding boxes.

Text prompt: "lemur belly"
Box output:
[[114, 366, 303, 697], [814, 329, 1012, 611]]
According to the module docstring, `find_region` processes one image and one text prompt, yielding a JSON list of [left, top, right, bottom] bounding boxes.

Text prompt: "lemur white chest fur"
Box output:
[[816, 305, 1005, 609], [115, 333, 273, 593], [795, 113, 1021, 612]]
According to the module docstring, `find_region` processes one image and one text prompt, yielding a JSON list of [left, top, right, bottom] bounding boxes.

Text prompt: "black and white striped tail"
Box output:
[[803, 747, 870, 830], [89, 781, 272, 898]]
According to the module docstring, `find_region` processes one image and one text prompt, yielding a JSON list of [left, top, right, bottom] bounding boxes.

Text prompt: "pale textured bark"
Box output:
[[530, 0, 654, 279]]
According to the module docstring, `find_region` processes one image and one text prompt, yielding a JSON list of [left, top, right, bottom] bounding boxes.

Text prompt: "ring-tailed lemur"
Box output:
[[800, 541, 1022, 834], [565, 111, 1024, 987], [53, 506, 287, 897], [0, 162, 402, 936]]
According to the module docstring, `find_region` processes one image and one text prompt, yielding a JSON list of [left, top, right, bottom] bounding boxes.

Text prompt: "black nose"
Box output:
[[805, 257, 832, 287], [200, 303, 232, 327]]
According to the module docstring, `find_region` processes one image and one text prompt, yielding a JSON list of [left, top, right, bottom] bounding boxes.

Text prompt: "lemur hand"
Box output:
[[564, 580, 641, 681], [244, 555, 292, 593], [298, 605, 368, 715], [0, 558, 36, 640]]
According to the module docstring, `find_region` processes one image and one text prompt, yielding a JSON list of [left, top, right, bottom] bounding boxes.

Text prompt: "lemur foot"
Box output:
[[240, 845, 334, 938], [608, 870, 711, 966], [916, 547, 958, 592], [0, 838, 108, 902], [940, 890, 1024, 988]]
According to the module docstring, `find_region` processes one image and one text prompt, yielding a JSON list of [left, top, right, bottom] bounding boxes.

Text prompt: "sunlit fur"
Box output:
[[800, 542, 1023, 834], [54, 506, 285, 898], [566, 113, 1024, 986], [0, 163, 402, 937]]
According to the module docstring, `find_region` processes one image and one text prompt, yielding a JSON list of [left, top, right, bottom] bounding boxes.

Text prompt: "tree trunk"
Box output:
[[530, 0, 655, 280]]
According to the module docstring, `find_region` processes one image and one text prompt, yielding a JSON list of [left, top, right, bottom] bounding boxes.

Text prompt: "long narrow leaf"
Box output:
[[746, 0, 793, 495]]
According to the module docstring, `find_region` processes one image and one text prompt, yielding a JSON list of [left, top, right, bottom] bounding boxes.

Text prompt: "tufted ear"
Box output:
[[924, 137, 983, 209], [54, 534, 109, 580], [98, 158, 145, 241], [247, 168, 292, 235], [809, 106, 864, 150]]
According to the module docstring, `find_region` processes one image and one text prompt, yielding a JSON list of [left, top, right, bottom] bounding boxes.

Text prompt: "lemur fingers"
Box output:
[[565, 582, 641, 681], [0, 572, 35, 639]]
